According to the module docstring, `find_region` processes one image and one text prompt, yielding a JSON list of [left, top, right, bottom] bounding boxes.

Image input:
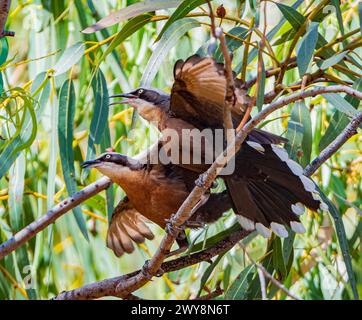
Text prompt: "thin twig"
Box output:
[[0, 177, 112, 260], [53, 85, 362, 300], [255, 262, 301, 300], [53, 229, 250, 300], [194, 287, 223, 300], [304, 111, 362, 176]]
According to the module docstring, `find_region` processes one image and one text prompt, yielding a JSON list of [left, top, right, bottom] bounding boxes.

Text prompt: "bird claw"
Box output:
[[195, 173, 207, 189], [141, 260, 153, 280], [165, 216, 184, 237]]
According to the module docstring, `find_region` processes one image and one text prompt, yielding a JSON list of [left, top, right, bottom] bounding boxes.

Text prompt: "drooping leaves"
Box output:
[[58, 79, 89, 240]]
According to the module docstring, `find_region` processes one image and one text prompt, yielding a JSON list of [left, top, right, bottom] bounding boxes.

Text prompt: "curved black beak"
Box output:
[[81, 159, 101, 169], [109, 93, 137, 106]]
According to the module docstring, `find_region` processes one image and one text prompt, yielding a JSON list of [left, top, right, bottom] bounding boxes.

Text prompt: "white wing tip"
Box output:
[[246, 141, 265, 153], [271, 144, 289, 161], [236, 215, 255, 231], [256, 223, 272, 238], [290, 221, 306, 234], [291, 202, 305, 216], [270, 222, 288, 238], [300, 175, 316, 192]]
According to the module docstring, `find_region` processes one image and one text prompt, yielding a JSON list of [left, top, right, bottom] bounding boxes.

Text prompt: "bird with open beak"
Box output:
[[81, 146, 233, 257], [108, 54, 327, 242]]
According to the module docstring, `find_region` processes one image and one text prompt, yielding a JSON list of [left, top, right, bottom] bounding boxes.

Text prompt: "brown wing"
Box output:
[[170, 54, 252, 129], [106, 197, 154, 257]]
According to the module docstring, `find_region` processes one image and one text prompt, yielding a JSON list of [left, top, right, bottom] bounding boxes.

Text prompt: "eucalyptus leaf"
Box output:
[[156, 0, 209, 42], [319, 51, 348, 70], [83, 0, 182, 33], [53, 42, 85, 76], [296, 22, 319, 77], [225, 264, 256, 299], [141, 18, 200, 87], [322, 93, 358, 118]]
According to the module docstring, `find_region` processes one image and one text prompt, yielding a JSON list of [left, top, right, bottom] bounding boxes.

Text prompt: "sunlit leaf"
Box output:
[[319, 51, 348, 70], [141, 18, 200, 87], [198, 252, 225, 296], [82, 0, 182, 33], [322, 93, 358, 118], [156, 0, 209, 42], [53, 42, 85, 76]]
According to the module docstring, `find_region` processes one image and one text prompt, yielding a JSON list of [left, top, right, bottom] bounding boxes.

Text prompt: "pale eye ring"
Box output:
[[138, 89, 144, 94], [105, 154, 111, 159]]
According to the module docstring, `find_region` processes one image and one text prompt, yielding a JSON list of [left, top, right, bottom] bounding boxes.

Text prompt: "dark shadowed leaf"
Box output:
[[0, 38, 9, 66], [214, 27, 248, 62], [82, 0, 182, 33], [58, 79, 89, 240], [225, 264, 256, 299], [82, 70, 109, 180], [198, 252, 225, 296]]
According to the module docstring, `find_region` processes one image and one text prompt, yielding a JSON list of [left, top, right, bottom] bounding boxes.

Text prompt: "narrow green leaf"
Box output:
[[322, 93, 358, 118], [214, 27, 248, 63], [286, 120, 304, 161], [317, 187, 359, 300], [331, 0, 345, 37], [0, 38, 9, 66], [225, 264, 256, 299], [0, 72, 3, 95], [272, 237, 287, 277], [102, 14, 153, 63], [319, 51, 348, 70], [319, 78, 362, 151], [296, 22, 319, 77], [82, 70, 109, 180], [157, 0, 208, 42], [53, 42, 85, 76], [58, 79, 89, 240], [256, 56, 265, 111], [290, 101, 312, 166], [141, 18, 200, 87], [83, 0, 182, 33], [276, 3, 305, 29], [198, 253, 225, 296]]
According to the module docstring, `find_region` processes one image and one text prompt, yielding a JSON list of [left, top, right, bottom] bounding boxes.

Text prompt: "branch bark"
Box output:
[[1, 85, 361, 298], [0, 0, 14, 38], [53, 85, 362, 300], [0, 177, 111, 260], [54, 229, 250, 300], [304, 110, 362, 176]]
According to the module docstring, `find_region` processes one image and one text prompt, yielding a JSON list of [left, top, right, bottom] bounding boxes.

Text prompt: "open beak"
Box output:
[[81, 159, 101, 169], [109, 93, 137, 106]]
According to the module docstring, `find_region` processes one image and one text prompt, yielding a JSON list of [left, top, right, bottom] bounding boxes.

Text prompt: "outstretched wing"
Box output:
[[106, 197, 154, 257], [170, 54, 252, 129]]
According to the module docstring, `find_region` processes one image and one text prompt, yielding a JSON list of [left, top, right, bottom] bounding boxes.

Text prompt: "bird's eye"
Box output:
[[138, 89, 144, 95], [105, 154, 111, 160]]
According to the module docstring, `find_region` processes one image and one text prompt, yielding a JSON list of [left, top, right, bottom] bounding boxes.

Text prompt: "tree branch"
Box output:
[[0, 0, 14, 38], [304, 110, 362, 176], [1, 85, 361, 298], [53, 229, 250, 300], [53, 84, 362, 300], [0, 177, 112, 260]]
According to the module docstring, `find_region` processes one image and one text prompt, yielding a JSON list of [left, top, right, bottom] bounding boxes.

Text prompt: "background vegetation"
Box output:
[[0, 0, 361, 300]]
